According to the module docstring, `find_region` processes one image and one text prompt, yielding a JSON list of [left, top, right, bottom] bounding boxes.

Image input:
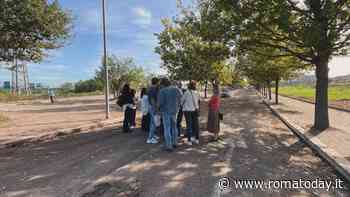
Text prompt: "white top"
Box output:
[[181, 90, 199, 112], [140, 95, 150, 115], [48, 89, 55, 96]]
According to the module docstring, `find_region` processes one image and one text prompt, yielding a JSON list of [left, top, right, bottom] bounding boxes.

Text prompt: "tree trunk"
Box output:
[[275, 78, 279, 104], [204, 80, 208, 98], [268, 81, 272, 100], [314, 58, 330, 131]]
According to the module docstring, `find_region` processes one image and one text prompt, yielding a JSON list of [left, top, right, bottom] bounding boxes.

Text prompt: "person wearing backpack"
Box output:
[[117, 84, 135, 133], [181, 81, 200, 145]]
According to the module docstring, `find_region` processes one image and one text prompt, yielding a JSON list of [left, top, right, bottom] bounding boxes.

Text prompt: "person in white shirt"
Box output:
[[140, 88, 150, 132], [181, 81, 200, 145]]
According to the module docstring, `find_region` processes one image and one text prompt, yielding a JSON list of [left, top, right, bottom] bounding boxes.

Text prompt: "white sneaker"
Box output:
[[194, 139, 200, 145], [146, 139, 153, 144], [154, 135, 160, 140], [190, 137, 196, 142], [150, 138, 159, 144], [187, 141, 193, 146]]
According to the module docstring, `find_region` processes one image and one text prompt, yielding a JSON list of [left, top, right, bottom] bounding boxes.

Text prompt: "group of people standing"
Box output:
[[117, 77, 222, 152]]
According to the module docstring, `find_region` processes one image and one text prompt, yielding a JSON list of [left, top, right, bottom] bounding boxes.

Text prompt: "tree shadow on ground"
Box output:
[[1, 89, 348, 197], [83, 89, 349, 197]]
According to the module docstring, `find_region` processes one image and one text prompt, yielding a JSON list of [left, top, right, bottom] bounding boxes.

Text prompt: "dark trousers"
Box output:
[[184, 111, 199, 141], [131, 109, 136, 126], [123, 107, 133, 132], [177, 109, 183, 136], [141, 114, 150, 132], [50, 96, 54, 104]]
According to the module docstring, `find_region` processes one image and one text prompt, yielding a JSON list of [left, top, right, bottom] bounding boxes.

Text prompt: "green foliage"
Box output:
[[0, 0, 72, 63], [74, 79, 103, 93], [155, 2, 231, 83], [95, 55, 147, 92]]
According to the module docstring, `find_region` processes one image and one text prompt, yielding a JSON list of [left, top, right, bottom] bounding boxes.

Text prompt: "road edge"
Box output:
[[0, 119, 121, 149], [261, 98, 350, 184]]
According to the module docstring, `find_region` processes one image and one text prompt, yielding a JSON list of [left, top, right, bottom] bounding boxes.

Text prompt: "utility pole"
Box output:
[[102, 0, 110, 119]]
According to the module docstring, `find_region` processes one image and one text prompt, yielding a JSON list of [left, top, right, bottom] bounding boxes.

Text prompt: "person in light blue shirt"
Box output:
[[48, 88, 55, 104], [158, 78, 183, 152]]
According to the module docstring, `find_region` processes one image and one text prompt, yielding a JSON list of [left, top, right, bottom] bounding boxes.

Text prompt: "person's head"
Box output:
[[176, 81, 182, 89], [151, 77, 159, 86], [160, 77, 171, 87], [213, 84, 220, 95], [188, 81, 197, 90], [121, 84, 130, 94], [130, 89, 136, 97], [140, 88, 147, 98]]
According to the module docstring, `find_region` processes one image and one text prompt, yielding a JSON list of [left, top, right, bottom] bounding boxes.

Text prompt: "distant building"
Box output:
[[29, 82, 44, 90]]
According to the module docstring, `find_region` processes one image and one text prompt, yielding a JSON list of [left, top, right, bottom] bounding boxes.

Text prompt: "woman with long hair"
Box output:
[[207, 84, 221, 141]]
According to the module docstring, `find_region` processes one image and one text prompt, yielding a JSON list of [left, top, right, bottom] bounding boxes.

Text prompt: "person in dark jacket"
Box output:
[[119, 84, 135, 133]]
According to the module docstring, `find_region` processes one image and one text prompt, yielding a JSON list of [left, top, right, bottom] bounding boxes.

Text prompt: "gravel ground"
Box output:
[[0, 89, 348, 197]]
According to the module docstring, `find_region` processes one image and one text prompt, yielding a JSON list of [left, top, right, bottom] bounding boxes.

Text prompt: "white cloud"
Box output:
[[132, 7, 152, 27]]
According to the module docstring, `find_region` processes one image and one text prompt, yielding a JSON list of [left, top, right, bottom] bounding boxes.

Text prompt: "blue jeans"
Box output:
[[162, 113, 178, 149], [148, 108, 157, 140]]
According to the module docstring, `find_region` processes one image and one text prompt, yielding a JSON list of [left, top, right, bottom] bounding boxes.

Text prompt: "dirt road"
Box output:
[[0, 89, 348, 197], [0, 95, 123, 145]]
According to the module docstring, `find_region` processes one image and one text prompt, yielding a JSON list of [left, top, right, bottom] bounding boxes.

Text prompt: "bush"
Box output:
[[74, 79, 103, 93]]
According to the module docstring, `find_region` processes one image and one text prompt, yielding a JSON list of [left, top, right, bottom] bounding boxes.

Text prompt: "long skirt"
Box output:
[[207, 109, 220, 134]]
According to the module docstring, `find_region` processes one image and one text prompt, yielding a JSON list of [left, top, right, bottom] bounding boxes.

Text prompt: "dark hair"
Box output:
[[160, 78, 171, 87], [121, 84, 130, 95], [188, 81, 196, 90], [140, 88, 147, 98], [151, 77, 159, 85], [130, 89, 136, 97]]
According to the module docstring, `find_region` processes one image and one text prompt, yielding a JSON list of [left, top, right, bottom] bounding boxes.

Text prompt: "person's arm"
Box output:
[[157, 90, 163, 112]]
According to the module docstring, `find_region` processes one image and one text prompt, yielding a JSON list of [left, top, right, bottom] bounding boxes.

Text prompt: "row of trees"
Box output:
[[157, 0, 350, 131]]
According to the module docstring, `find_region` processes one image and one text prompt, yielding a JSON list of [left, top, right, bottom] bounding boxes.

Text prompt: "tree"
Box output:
[[95, 55, 146, 96], [74, 79, 103, 93], [0, 0, 72, 95], [0, 0, 72, 62], [211, 0, 350, 130], [155, 1, 231, 91]]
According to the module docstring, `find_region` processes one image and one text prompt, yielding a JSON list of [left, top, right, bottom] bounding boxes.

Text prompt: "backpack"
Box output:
[[117, 95, 124, 107]]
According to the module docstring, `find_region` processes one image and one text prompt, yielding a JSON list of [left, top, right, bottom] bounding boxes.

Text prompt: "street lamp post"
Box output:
[[102, 0, 110, 119]]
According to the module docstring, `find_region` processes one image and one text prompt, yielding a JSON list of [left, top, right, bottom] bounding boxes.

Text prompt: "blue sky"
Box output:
[[0, 0, 350, 87], [1, 0, 189, 87]]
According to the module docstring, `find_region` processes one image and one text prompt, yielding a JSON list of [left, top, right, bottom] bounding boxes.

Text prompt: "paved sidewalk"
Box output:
[[266, 94, 350, 162]]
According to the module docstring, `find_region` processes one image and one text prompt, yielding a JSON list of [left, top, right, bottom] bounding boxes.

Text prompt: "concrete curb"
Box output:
[[262, 98, 350, 183], [278, 94, 350, 113], [0, 119, 121, 149]]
